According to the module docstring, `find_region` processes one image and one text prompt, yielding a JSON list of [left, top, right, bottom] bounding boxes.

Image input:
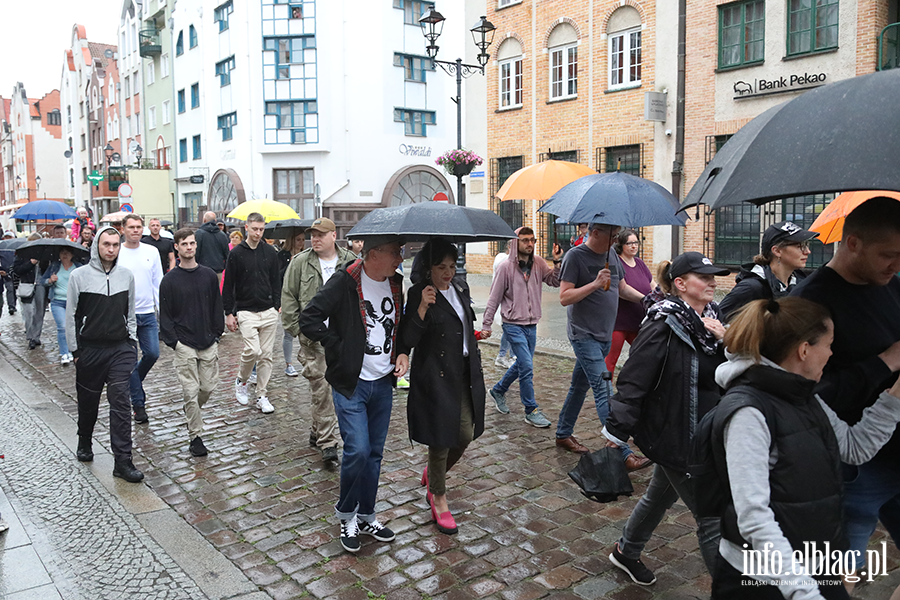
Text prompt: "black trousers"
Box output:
[[712, 553, 850, 599], [76, 342, 138, 461]]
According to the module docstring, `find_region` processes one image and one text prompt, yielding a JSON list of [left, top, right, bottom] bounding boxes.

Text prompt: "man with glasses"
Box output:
[[555, 223, 649, 471], [224, 212, 282, 414], [300, 236, 410, 553], [481, 227, 563, 428], [719, 221, 818, 322]]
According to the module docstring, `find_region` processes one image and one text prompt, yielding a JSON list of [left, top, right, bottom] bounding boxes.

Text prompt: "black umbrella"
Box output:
[[0, 238, 28, 250], [567, 446, 634, 503], [681, 69, 900, 211], [264, 218, 315, 240], [159, 219, 174, 227], [346, 202, 516, 243], [16, 239, 89, 263], [0, 250, 13, 272]]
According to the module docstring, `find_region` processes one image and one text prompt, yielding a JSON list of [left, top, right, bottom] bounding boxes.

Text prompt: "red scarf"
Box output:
[[346, 258, 402, 364]]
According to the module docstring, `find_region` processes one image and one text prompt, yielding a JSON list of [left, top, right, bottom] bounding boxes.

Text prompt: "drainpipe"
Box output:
[[670, 0, 686, 260]]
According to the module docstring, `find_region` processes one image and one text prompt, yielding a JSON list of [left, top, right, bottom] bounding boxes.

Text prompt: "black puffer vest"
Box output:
[[717, 365, 845, 552]]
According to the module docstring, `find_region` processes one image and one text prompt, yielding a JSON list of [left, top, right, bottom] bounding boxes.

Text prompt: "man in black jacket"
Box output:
[[300, 236, 410, 554], [194, 211, 230, 283], [160, 228, 224, 457], [223, 213, 281, 414], [792, 196, 900, 585]]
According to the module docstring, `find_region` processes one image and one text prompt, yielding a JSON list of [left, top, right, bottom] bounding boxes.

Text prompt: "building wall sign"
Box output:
[[644, 91, 667, 122], [733, 72, 827, 100], [399, 144, 432, 157]]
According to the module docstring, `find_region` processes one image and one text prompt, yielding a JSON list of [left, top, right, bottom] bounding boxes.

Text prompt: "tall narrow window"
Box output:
[[214, 1, 233, 32], [497, 38, 523, 108], [189, 25, 198, 48], [177, 89, 185, 113], [548, 23, 578, 100], [192, 135, 201, 159], [191, 83, 200, 108], [179, 138, 187, 163], [788, 0, 838, 56], [176, 31, 184, 55], [215, 56, 235, 86]]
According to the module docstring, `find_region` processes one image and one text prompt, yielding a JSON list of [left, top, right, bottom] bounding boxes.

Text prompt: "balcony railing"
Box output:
[[878, 22, 900, 71], [139, 29, 161, 57]]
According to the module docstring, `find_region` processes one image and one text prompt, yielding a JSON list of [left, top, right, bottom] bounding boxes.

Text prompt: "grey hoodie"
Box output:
[[65, 225, 137, 356]]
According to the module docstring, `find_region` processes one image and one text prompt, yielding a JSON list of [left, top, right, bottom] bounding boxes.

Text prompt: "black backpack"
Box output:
[[688, 385, 774, 518]]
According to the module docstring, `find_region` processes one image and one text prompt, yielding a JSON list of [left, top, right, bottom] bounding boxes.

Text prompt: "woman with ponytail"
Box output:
[[711, 297, 900, 599], [604, 252, 730, 585]]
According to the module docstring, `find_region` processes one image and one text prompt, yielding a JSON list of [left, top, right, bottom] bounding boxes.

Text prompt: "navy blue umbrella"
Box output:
[[12, 200, 78, 221], [346, 202, 516, 243], [539, 172, 687, 228]]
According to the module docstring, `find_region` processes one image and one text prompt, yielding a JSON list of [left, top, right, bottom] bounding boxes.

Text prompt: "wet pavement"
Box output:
[[1, 303, 899, 599]]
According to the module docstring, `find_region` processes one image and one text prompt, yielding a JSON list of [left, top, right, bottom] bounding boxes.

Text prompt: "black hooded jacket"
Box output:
[[719, 263, 806, 322], [194, 221, 230, 273]]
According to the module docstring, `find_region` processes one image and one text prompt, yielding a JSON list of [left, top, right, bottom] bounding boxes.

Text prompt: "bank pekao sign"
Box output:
[[733, 72, 827, 100]]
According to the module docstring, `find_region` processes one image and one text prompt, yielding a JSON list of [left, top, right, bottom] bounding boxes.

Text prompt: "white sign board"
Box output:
[[644, 92, 667, 122]]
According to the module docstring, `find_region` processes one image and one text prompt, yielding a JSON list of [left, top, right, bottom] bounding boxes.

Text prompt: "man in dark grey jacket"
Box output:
[[194, 211, 230, 283], [66, 226, 143, 483]]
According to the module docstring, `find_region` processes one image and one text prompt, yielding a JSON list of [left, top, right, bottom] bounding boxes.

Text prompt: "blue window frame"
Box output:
[[214, 2, 233, 32], [189, 25, 198, 48], [192, 135, 201, 159], [190, 83, 199, 108], [215, 57, 235, 86], [392, 0, 434, 25], [393, 53, 433, 82], [263, 36, 316, 79], [218, 112, 237, 141], [179, 138, 188, 163], [175, 31, 184, 56], [393, 108, 436, 136], [177, 89, 185, 113]]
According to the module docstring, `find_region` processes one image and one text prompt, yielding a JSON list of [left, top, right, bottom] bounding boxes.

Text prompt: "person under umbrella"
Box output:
[[719, 221, 819, 322], [12, 233, 45, 349], [40, 246, 84, 365], [401, 239, 486, 535]]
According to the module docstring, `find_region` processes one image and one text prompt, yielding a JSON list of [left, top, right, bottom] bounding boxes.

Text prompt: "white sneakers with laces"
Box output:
[[234, 378, 249, 405], [256, 396, 274, 414]]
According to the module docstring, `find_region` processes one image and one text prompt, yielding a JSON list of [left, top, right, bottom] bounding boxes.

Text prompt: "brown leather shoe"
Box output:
[[556, 436, 590, 454], [624, 454, 653, 472]]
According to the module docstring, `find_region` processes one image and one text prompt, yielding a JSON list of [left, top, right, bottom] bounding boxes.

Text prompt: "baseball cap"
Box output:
[[309, 217, 336, 233], [761, 221, 818, 252], [669, 251, 730, 279]]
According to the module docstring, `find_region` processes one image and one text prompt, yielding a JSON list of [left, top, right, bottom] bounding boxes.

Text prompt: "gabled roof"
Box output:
[[89, 42, 117, 66]]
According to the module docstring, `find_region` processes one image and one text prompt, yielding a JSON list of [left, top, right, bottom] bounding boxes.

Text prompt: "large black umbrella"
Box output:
[[681, 69, 900, 211], [346, 202, 516, 243], [264, 218, 315, 240], [0, 238, 28, 250], [539, 172, 688, 228], [16, 239, 89, 263]]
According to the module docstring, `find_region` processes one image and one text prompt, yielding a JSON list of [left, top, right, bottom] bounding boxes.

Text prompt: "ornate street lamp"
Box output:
[[134, 144, 143, 167], [418, 8, 495, 274], [104, 143, 115, 166]]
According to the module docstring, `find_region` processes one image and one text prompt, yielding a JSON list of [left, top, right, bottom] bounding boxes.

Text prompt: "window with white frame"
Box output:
[[149, 106, 157, 130], [608, 7, 642, 89], [161, 53, 169, 78], [498, 0, 521, 7], [147, 62, 155, 85], [548, 23, 577, 100], [162, 100, 170, 124], [497, 38, 523, 108], [215, 1, 233, 32]]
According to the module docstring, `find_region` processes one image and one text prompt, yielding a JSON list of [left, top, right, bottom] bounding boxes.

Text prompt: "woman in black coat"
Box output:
[[401, 238, 486, 535]]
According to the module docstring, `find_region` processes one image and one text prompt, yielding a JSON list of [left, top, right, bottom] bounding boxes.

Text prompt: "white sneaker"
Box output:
[[248, 371, 258, 385], [256, 396, 274, 414], [60, 354, 71, 365], [234, 378, 249, 405]]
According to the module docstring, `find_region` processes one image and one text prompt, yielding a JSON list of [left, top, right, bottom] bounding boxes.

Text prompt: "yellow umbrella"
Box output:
[[227, 199, 300, 223], [495, 160, 597, 201], [810, 190, 900, 244]]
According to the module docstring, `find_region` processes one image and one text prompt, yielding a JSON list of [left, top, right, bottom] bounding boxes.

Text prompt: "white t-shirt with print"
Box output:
[[319, 255, 339, 285], [359, 268, 397, 381], [439, 286, 468, 357]]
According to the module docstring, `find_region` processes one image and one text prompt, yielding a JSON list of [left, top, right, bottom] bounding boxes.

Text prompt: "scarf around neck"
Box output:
[[646, 294, 722, 355]]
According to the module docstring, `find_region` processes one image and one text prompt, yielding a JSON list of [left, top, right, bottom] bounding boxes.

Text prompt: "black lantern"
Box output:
[[135, 144, 143, 166], [104, 142, 114, 166], [35, 175, 41, 190], [418, 8, 445, 59], [471, 16, 497, 67]]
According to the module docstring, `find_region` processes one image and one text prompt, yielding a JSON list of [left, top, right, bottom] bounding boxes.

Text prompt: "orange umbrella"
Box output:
[[495, 160, 597, 201], [810, 190, 900, 244]]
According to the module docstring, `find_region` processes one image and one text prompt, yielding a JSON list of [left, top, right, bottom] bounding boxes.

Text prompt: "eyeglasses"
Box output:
[[785, 241, 812, 251], [624, 241, 640, 246]]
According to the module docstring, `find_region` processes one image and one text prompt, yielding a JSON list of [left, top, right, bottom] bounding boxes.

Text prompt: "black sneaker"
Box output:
[[609, 542, 656, 585], [340, 517, 360, 553], [308, 431, 317, 447], [76, 437, 93, 462], [190, 436, 208, 457], [113, 459, 145, 483], [134, 406, 149, 424], [359, 519, 395, 542], [322, 446, 339, 463]]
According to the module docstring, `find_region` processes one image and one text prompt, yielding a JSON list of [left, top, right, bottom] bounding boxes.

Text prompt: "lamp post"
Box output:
[[15, 174, 40, 201], [418, 9, 495, 273], [104, 143, 115, 166], [134, 144, 143, 168]]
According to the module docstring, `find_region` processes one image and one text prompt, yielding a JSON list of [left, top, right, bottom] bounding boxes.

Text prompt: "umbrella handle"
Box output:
[[603, 262, 611, 291]]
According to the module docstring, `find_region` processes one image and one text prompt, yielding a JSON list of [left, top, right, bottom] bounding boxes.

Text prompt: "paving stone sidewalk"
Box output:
[[2, 310, 899, 600]]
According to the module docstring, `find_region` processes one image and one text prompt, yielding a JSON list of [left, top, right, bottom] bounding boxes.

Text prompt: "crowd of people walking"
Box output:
[[2, 195, 900, 600]]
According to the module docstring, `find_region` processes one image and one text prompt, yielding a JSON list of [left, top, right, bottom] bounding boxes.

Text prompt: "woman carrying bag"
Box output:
[[604, 251, 730, 585], [12, 233, 44, 349], [401, 238, 486, 535]]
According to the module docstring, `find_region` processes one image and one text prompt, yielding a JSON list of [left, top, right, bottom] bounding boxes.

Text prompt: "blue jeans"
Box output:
[[498, 328, 515, 359], [842, 461, 900, 569], [332, 375, 393, 522], [50, 300, 68, 357], [557, 337, 632, 458], [129, 312, 160, 407], [493, 323, 537, 412]]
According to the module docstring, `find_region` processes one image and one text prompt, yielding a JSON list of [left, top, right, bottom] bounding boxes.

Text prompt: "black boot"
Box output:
[[76, 436, 93, 462], [113, 459, 144, 483]]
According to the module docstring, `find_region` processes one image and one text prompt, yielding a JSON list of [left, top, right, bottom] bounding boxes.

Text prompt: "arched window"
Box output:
[[547, 23, 577, 100], [607, 6, 642, 89], [497, 38, 523, 109]]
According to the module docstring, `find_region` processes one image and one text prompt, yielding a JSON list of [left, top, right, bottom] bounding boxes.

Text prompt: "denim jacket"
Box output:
[[40, 260, 83, 301]]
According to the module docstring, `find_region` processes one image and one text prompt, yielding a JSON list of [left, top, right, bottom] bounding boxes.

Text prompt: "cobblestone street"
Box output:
[[2, 308, 900, 599]]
